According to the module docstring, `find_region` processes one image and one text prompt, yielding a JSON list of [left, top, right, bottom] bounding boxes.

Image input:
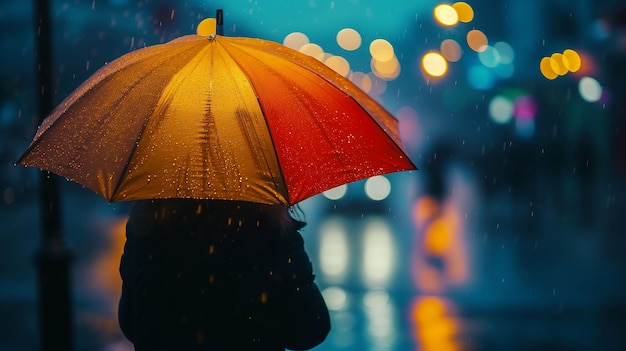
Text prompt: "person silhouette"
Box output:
[[118, 198, 330, 351]]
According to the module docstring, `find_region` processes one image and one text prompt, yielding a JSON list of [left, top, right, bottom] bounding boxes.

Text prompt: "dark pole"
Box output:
[[33, 0, 73, 350]]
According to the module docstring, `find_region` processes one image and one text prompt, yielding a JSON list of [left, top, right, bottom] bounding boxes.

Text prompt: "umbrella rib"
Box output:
[[20, 41, 207, 168], [221, 39, 417, 202], [108, 44, 210, 200], [219, 46, 334, 204], [206, 40, 291, 204], [247, 41, 417, 172]]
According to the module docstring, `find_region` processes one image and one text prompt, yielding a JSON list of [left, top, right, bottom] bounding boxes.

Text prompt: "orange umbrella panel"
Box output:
[[18, 34, 416, 205]]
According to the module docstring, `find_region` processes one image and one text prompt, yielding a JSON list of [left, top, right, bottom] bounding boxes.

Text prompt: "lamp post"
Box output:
[[33, 0, 73, 350]]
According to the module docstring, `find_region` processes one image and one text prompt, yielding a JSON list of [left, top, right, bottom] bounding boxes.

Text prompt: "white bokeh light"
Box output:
[[323, 184, 348, 200], [364, 176, 391, 201], [362, 218, 395, 288], [578, 76, 602, 103], [489, 96, 514, 124], [319, 219, 350, 281]]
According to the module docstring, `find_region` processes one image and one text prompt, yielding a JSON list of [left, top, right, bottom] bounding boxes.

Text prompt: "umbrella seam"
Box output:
[[216, 39, 293, 205], [219, 39, 417, 203], [18, 38, 208, 170], [107, 41, 211, 201]]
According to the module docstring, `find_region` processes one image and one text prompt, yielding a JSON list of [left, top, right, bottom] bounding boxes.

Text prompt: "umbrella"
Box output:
[[18, 18, 417, 205]]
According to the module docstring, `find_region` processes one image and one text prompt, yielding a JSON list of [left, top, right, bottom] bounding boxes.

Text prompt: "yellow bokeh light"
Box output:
[[424, 217, 452, 255], [325, 55, 351, 77], [369, 39, 395, 62], [563, 49, 581, 72], [283, 32, 310, 50], [540, 57, 558, 80], [371, 56, 401, 80], [466, 29, 488, 52], [422, 52, 448, 77], [453, 2, 474, 23], [196, 18, 217, 36], [550, 53, 568, 76], [299, 43, 325, 61], [337, 28, 362, 51], [440, 39, 462, 62], [413, 296, 447, 323], [434, 4, 459, 26]]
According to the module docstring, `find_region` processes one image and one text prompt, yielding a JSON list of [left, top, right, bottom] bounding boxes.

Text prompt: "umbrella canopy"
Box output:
[[18, 28, 416, 205]]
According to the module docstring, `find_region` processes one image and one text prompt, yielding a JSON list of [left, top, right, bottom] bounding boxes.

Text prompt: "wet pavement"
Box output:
[[1, 176, 625, 350]]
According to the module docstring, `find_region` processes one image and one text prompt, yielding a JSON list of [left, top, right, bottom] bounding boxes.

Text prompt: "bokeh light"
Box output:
[[540, 49, 583, 80], [494, 42, 515, 64], [515, 117, 535, 138], [540, 57, 558, 80], [562, 49, 582, 72], [549, 53, 568, 76], [578, 76, 602, 102], [319, 220, 350, 281], [424, 217, 453, 256], [371, 55, 401, 80], [325, 55, 351, 77], [350, 71, 373, 93], [322, 287, 348, 311], [478, 45, 500, 68], [299, 43, 325, 60], [440, 39, 462, 62], [396, 106, 421, 153], [422, 52, 448, 77], [369, 39, 395, 62], [362, 219, 395, 287], [364, 175, 391, 201], [513, 95, 538, 120], [467, 65, 495, 90], [323, 184, 348, 200], [368, 73, 388, 96], [453, 2, 474, 23], [489, 96, 514, 124], [434, 4, 459, 26], [283, 32, 310, 50], [337, 28, 362, 51], [466, 29, 488, 52]]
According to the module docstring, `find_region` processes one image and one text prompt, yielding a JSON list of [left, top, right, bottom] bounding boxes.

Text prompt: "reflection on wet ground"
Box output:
[[1, 181, 625, 350]]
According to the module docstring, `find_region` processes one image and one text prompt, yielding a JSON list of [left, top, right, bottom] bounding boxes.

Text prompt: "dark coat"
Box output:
[[118, 199, 330, 351]]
